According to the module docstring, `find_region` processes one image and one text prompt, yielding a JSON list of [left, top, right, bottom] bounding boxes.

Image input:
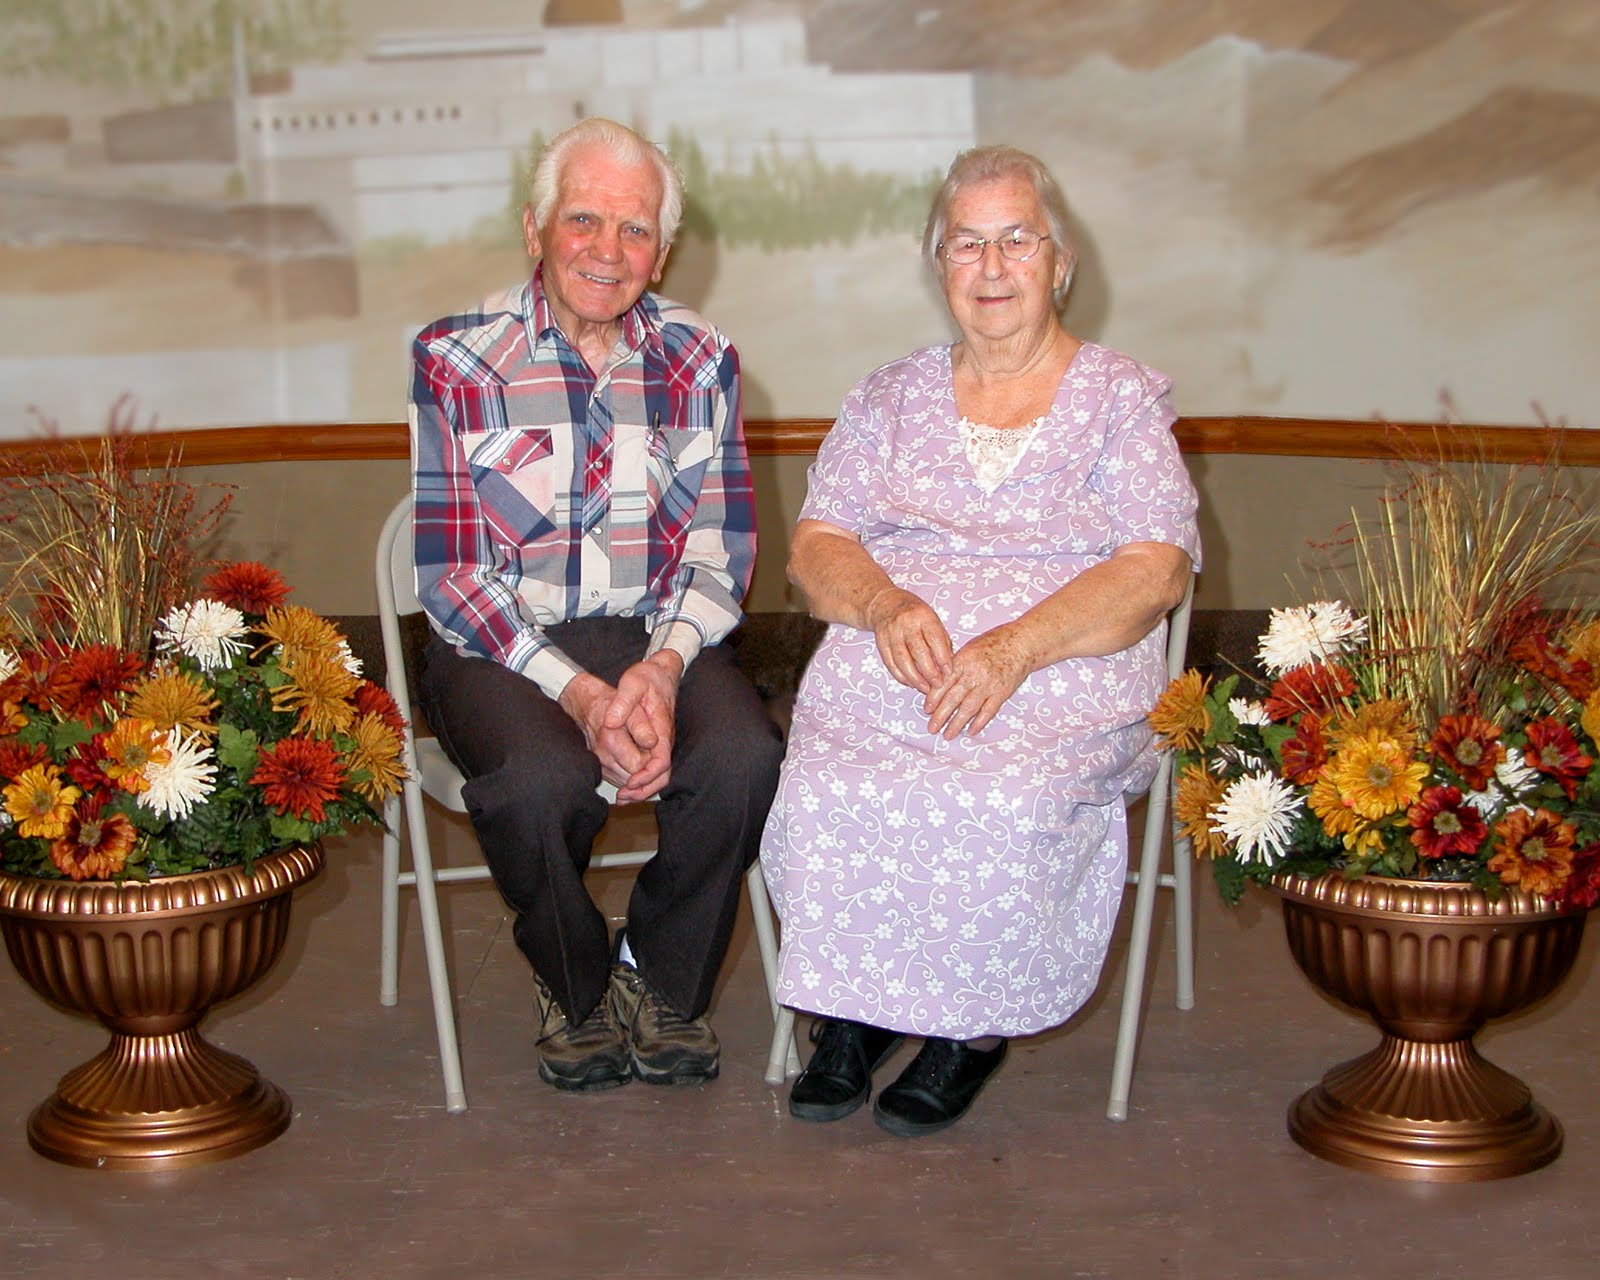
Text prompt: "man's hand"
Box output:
[[558, 672, 648, 789], [604, 650, 683, 801], [866, 586, 953, 694]]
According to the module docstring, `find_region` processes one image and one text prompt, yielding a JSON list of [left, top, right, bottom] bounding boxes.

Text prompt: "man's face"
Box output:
[[523, 143, 670, 337]]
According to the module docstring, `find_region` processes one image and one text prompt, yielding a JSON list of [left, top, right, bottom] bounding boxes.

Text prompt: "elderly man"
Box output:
[[408, 118, 782, 1092]]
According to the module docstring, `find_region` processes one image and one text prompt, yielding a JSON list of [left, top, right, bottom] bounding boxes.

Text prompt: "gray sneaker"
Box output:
[[607, 962, 721, 1085], [534, 977, 632, 1092]]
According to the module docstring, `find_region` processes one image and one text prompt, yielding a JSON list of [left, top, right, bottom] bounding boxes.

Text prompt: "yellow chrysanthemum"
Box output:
[[257, 605, 344, 666], [126, 667, 219, 737], [1583, 689, 1600, 749], [1326, 700, 1418, 755], [347, 713, 407, 803], [1329, 729, 1429, 820], [1148, 670, 1210, 752], [1308, 773, 1359, 837], [100, 718, 173, 795], [3, 763, 82, 839], [1172, 762, 1228, 858], [272, 652, 359, 737], [1342, 823, 1388, 858]]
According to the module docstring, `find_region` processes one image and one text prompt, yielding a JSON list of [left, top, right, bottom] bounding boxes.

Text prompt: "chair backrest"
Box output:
[[1165, 576, 1195, 683], [375, 494, 423, 725]]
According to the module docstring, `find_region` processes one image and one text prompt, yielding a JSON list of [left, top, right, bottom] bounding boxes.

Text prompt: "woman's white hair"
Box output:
[[922, 145, 1078, 308], [528, 117, 684, 245]]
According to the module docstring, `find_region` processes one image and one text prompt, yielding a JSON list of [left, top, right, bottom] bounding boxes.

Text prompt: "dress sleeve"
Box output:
[[1090, 369, 1202, 570], [797, 378, 887, 536]]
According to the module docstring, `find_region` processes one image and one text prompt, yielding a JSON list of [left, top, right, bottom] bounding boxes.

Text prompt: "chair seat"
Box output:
[[415, 737, 469, 814]]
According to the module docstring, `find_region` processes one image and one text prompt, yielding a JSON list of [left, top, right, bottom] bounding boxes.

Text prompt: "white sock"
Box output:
[[617, 932, 638, 969]]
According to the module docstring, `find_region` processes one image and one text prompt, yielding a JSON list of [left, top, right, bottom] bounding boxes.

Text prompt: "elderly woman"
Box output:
[[760, 146, 1200, 1138]]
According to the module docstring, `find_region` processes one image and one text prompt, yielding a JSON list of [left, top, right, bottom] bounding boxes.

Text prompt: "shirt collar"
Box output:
[[524, 265, 659, 358]]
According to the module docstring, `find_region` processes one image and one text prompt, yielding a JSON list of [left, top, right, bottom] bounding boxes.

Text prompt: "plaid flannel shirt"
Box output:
[[408, 272, 756, 699]]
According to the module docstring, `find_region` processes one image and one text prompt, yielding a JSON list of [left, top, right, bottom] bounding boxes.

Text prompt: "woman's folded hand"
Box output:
[[866, 586, 953, 694], [924, 628, 1031, 740]]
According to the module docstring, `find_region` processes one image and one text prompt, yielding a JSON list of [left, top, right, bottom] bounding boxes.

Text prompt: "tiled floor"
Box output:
[[2, 804, 1597, 1279]]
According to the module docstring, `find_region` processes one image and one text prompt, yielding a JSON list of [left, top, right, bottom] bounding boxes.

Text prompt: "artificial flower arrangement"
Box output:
[[1149, 441, 1600, 911], [0, 421, 406, 882]]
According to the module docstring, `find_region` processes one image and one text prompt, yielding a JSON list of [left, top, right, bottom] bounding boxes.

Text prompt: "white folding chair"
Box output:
[[1106, 578, 1196, 1120], [376, 494, 798, 1112], [762, 580, 1198, 1094]]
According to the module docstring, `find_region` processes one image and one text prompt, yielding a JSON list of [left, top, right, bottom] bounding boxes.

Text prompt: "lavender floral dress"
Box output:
[[760, 343, 1200, 1038]]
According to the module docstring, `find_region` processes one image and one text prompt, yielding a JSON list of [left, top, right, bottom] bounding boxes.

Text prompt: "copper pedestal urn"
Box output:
[[1269, 872, 1586, 1182], [0, 845, 324, 1171]]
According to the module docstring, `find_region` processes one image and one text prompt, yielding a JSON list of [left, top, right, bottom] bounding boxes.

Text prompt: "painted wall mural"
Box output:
[[0, 0, 1595, 438]]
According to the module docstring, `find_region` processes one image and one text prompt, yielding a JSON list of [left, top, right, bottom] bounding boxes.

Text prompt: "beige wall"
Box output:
[[200, 452, 1600, 620]]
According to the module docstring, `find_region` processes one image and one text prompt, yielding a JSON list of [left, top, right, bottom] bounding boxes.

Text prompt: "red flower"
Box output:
[[1280, 713, 1328, 783], [51, 645, 144, 720], [0, 738, 49, 781], [1558, 842, 1600, 911], [251, 736, 346, 822], [1430, 714, 1505, 792], [201, 561, 291, 615], [1, 649, 69, 714], [353, 681, 407, 737], [1406, 785, 1487, 859], [1511, 628, 1595, 702], [1524, 716, 1592, 801], [65, 734, 115, 792], [1263, 663, 1355, 723], [1488, 808, 1576, 899], [48, 794, 137, 881]]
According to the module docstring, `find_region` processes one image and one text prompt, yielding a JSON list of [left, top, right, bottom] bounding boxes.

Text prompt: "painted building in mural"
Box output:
[[242, 14, 974, 245]]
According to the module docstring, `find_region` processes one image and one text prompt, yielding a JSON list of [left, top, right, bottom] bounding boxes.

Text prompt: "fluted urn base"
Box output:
[[1287, 1033, 1562, 1182], [1270, 871, 1586, 1182], [0, 846, 323, 1171], [28, 1027, 291, 1170]]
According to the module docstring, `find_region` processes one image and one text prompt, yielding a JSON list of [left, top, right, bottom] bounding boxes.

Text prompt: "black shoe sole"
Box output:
[[538, 1062, 632, 1093], [788, 1034, 906, 1123], [633, 1056, 720, 1086]]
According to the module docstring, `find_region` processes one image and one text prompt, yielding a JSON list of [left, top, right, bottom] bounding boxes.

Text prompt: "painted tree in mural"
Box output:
[[0, 1, 345, 99]]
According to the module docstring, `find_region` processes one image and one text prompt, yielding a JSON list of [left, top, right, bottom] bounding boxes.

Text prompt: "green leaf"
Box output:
[[1212, 856, 1249, 906], [217, 722, 260, 771]]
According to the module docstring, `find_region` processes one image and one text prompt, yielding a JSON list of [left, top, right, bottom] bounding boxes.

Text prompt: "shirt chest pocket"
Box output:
[[464, 426, 559, 543], [644, 425, 714, 505]]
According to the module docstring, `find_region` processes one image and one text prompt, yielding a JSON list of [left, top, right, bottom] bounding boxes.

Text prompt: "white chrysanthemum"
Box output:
[[336, 639, 363, 677], [137, 730, 218, 821], [1463, 746, 1541, 817], [1228, 697, 1273, 726], [1214, 772, 1303, 865], [1256, 601, 1369, 674], [0, 646, 17, 683], [156, 599, 248, 671]]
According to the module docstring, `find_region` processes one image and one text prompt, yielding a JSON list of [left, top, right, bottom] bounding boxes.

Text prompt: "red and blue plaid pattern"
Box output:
[[408, 269, 756, 698]]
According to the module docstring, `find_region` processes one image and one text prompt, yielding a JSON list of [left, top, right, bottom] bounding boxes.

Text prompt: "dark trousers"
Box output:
[[419, 618, 783, 1024]]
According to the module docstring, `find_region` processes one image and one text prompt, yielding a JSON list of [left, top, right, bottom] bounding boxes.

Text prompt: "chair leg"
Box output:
[[1107, 757, 1174, 1122], [404, 784, 468, 1113], [744, 863, 801, 1081], [380, 796, 401, 1007], [1171, 828, 1196, 1012]]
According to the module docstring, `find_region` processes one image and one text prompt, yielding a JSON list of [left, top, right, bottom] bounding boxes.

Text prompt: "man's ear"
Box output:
[[522, 204, 542, 261], [652, 242, 671, 283]]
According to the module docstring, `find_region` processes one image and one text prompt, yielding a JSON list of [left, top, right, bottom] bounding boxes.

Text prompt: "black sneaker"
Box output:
[[873, 1037, 1008, 1137], [788, 1019, 905, 1122]]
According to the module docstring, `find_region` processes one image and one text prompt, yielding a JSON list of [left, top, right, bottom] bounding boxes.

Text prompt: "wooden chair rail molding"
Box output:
[[1, 417, 1595, 469]]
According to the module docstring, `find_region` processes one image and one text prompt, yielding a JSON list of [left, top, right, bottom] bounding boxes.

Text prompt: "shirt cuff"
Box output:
[[646, 618, 706, 671], [514, 640, 587, 703]]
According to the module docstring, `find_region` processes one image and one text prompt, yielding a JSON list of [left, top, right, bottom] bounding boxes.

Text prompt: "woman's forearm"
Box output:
[[787, 520, 907, 630]]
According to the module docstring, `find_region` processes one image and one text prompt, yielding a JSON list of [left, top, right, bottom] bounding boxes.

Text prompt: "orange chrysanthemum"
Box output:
[[126, 666, 219, 737], [1407, 784, 1487, 860], [251, 736, 346, 822], [0, 738, 49, 782], [1430, 714, 1506, 792], [3, 763, 82, 839], [51, 645, 144, 720], [271, 652, 359, 737], [1308, 773, 1359, 837], [1326, 700, 1418, 755], [1512, 628, 1595, 702], [1263, 662, 1355, 723], [1329, 730, 1429, 820], [347, 713, 406, 803], [98, 718, 172, 795], [257, 605, 344, 665], [49, 796, 138, 881], [1148, 670, 1210, 752], [1524, 716, 1593, 801], [1488, 807, 1576, 899], [1584, 691, 1600, 753], [353, 681, 407, 737], [1172, 763, 1228, 858], [1280, 714, 1328, 784], [201, 561, 292, 615]]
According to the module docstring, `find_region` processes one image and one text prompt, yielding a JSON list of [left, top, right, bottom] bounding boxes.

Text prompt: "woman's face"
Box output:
[[937, 174, 1066, 348]]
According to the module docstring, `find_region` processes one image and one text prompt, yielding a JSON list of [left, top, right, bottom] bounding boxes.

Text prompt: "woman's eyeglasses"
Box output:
[[939, 229, 1048, 265]]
